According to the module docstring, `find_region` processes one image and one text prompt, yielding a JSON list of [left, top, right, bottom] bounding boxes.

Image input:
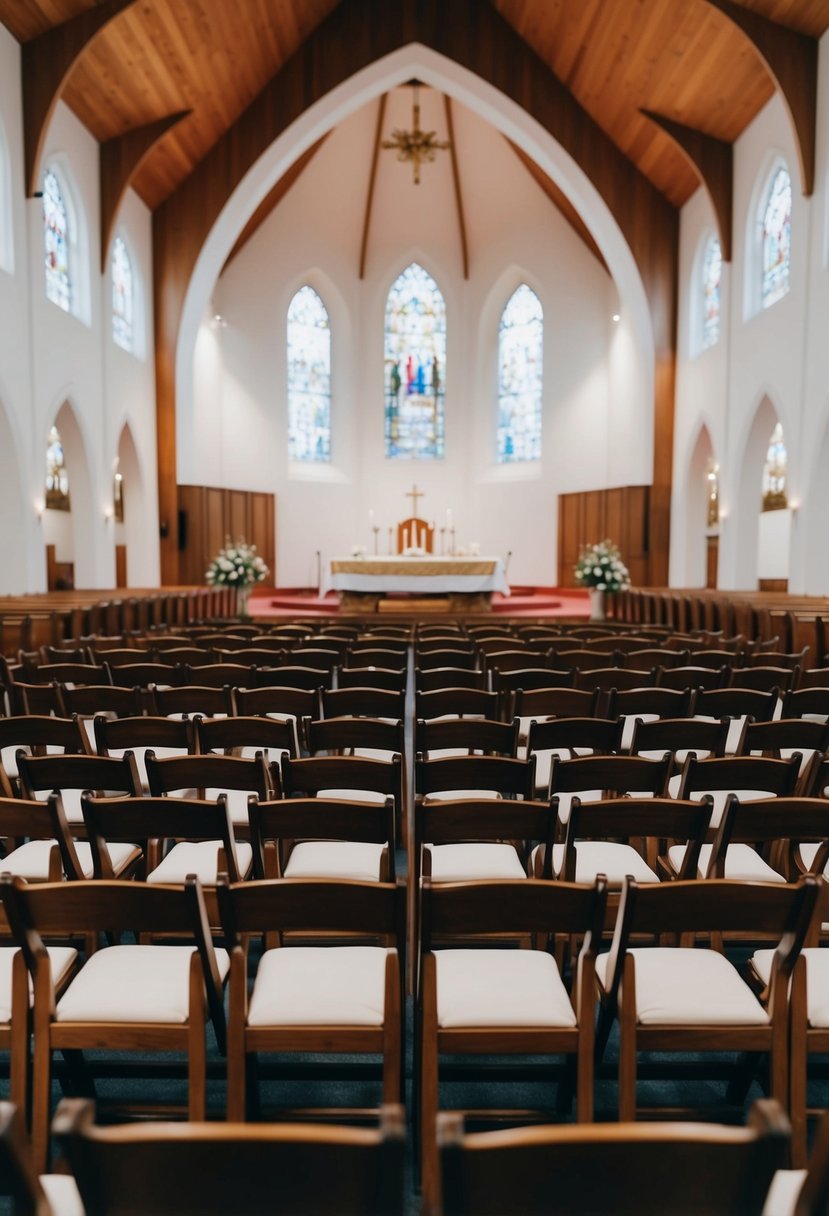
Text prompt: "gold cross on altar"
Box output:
[[406, 483, 424, 515]]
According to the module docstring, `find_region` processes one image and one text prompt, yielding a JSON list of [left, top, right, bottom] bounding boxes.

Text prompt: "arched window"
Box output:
[[497, 284, 543, 463], [761, 167, 792, 309], [111, 236, 134, 352], [45, 425, 70, 510], [384, 262, 446, 459], [43, 168, 71, 312], [287, 285, 331, 462], [706, 461, 720, 527], [762, 421, 787, 511], [701, 236, 722, 350]]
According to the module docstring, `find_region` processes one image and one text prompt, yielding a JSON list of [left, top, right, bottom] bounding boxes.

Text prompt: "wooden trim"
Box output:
[[641, 110, 733, 262], [359, 95, 386, 280], [705, 0, 818, 196], [152, 0, 678, 583], [22, 0, 138, 198], [100, 112, 190, 273], [444, 96, 469, 280], [508, 140, 609, 272]]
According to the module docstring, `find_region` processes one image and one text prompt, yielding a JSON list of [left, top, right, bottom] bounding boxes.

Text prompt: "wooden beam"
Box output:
[[359, 95, 387, 280], [705, 0, 817, 195], [22, 0, 138, 198], [153, 0, 678, 583], [444, 96, 469, 280], [100, 111, 190, 273], [641, 110, 733, 261], [508, 140, 609, 272], [223, 134, 328, 272]]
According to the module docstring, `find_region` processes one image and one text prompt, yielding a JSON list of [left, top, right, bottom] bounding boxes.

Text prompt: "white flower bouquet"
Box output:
[[573, 539, 631, 592], [205, 538, 268, 587], [351, 544, 367, 558]]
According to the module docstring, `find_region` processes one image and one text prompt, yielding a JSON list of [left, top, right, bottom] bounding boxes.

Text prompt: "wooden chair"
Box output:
[[0, 1099, 89, 1216], [675, 752, 802, 829], [281, 754, 404, 835], [694, 686, 783, 754], [595, 875, 819, 1125], [105, 661, 187, 689], [574, 667, 657, 693], [0, 715, 91, 793], [16, 752, 142, 830], [0, 793, 140, 883], [249, 795, 397, 881], [252, 664, 333, 691], [606, 684, 696, 722], [511, 686, 599, 738], [415, 717, 519, 760], [418, 876, 608, 1210], [0, 874, 228, 1171], [217, 877, 405, 1121], [93, 713, 195, 789], [351, 638, 410, 657], [656, 664, 730, 691], [730, 666, 795, 694], [59, 683, 144, 720], [6, 682, 66, 717], [628, 715, 731, 766], [338, 667, 409, 692], [145, 751, 273, 834], [417, 649, 479, 671], [526, 717, 623, 799], [89, 647, 151, 667], [738, 717, 829, 769], [437, 1099, 790, 1216], [149, 684, 235, 717], [415, 754, 537, 802], [321, 686, 406, 721], [415, 795, 554, 885], [415, 687, 499, 721], [23, 663, 111, 688], [681, 794, 829, 885], [52, 1096, 406, 1216], [305, 716, 405, 763], [548, 752, 673, 828], [181, 662, 255, 689], [784, 686, 829, 720], [415, 668, 486, 693], [195, 713, 299, 761]]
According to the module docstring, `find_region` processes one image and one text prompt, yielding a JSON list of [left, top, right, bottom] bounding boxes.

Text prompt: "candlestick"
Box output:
[[368, 508, 375, 527], [449, 527, 456, 556], [388, 526, 393, 555], [446, 508, 453, 529], [439, 526, 446, 556], [372, 525, 380, 555]]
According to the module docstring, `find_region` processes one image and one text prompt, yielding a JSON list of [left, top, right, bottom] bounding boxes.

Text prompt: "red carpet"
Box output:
[[247, 586, 591, 619]]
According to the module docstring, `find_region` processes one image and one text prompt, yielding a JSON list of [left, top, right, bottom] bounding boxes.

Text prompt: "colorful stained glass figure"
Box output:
[[497, 284, 543, 463], [45, 425, 70, 511], [287, 285, 331, 462], [762, 421, 788, 511], [761, 167, 792, 309], [384, 263, 446, 460], [112, 236, 134, 352], [43, 169, 70, 313], [701, 235, 722, 351]]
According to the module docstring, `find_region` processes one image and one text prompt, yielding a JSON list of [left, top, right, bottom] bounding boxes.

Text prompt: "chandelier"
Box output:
[[382, 83, 451, 184]]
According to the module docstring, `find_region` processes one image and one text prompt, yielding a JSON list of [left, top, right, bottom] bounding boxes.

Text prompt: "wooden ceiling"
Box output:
[[1, 0, 828, 214]]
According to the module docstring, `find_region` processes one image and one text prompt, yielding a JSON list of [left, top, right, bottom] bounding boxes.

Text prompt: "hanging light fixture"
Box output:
[[382, 82, 451, 184]]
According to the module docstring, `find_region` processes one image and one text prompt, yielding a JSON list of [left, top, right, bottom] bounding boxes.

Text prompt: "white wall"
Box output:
[[0, 21, 159, 593], [201, 90, 616, 586], [672, 31, 829, 592]]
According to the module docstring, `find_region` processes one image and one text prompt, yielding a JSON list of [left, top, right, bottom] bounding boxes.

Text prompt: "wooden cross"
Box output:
[[406, 483, 424, 515]]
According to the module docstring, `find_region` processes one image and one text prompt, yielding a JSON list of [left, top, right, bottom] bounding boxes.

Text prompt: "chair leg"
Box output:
[[618, 964, 637, 1122], [725, 1051, 762, 1107], [187, 963, 207, 1121], [9, 954, 29, 1121], [790, 969, 808, 1168], [419, 958, 440, 1215], [226, 950, 247, 1121], [31, 1016, 53, 1174]]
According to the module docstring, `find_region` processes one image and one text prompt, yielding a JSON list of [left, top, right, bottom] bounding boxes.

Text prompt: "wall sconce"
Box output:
[[34, 499, 44, 521], [103, 506, 114, 523], [790, 499, 801, 513], [612, 313, 621, 323]]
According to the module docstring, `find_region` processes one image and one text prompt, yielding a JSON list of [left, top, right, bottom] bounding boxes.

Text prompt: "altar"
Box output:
[[323, 555, 510, 613]]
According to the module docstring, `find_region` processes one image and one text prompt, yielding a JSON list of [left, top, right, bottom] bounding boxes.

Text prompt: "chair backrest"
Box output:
[[0, 714, 90, 754], [53, 1097, 406, 1216], [784, 686, 829, 719], [195, 714, 298, 759], [526, 716, 623, 757], [677, 753, 801, 800], [60, 684, 144, 719], [415, 754, 536, 799], [739, 717, 829, 758], [253, 664, 333, 691], [217, 876, 404, 948], [145, 751, 272, 798], [415, 796, 555, 879], [512, 686, 599, 721], [281, 754, 403, 806], [437, 1101, 790, 1216], [150, 685, 235, 717], [249, 795, 397, 880], [93, 714, 195, 756], [575, 667, 656, 692], [548, 753, 672, 798], [628, 715, 730, 759], [234, 685, 320, 720], [106, 661, 187, 689], [561, 796, 714, 881], [417, 649, 480, 671], [707, 795, 829, 879], [415, 688, 500, 720], [0, 793, 84, 881], [337, 667, 409, 692], [656, 665, 728, 691], [16, 751, 142, 798], [729, 667, 794, 693], [415, 668, 486, 692], [321, 687, 406, 720], [415, 717, 519, 758], [695, 686, 780, 722], [182, 663, 256, 688], [605, 686, 695, 719], [25, 662, 111, 686]]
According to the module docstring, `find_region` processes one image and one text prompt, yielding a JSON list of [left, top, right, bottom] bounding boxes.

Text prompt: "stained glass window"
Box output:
[[497, 284, 543, 463], [701, 236, 722, 351], [706, 462, 720, 527], [112, 236, 134, 352], [761, 167, 792, 308], [384, 263, 446, 460], [762, 421, 787, 511], [45, 425, 70, 511], [43, 169, 70, 312], [287, 285, 331, 462]]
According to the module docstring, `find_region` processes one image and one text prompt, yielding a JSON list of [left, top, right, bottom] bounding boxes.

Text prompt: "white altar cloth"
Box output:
[[322, 555, 510, 597]]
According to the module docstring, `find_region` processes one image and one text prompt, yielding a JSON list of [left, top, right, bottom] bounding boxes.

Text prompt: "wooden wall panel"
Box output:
[[558, 486, 651, 588], [176, 485, 276, 589]]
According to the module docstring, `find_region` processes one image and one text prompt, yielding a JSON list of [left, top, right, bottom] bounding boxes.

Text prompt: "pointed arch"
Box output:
[[681, 423, 717, 587], [732, 394, 790, 589], [42, 158, 91, 325], [43, 399, 95, 587], [114, 420, 147, 586], [287, 284, 331, 463], [383, 261, 446, 460]]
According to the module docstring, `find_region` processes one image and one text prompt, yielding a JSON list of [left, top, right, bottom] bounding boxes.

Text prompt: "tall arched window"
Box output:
[[384, 262, 446, 459], [111, 236, 134, 352], [761, 167, 792, 309], [43, 168, 71, 312], [45, 425, 70, 510], [762, 421, 787, 511], [497, 284, 543, 463], [701, 235, 722, 351], [287, 285, 331, 462]]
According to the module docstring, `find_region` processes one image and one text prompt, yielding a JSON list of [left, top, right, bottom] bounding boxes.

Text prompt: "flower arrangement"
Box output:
[[205, 538, 268, 587], [351, 544, 367, 558], [574, 539, 631, 592]]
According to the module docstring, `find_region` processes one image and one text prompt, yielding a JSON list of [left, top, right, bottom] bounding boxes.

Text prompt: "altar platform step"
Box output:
[[249, 586, 590, 619]]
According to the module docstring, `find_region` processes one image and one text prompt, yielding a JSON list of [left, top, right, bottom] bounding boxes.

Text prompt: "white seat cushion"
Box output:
[[425, 842, 526, 881], [0, 945, 78, 1022], [56, 945, 229, 1023], [761, 1169, 807, 1216], [667, 842, 785, 882], [0, 838, 138, 880], [205, 787, 254, 826], [752, 948, 829, 1027], [283, 840, 385, 882], [247, 946, 388, 1027], [317, 788, 387, 804], [147, 840, 253, 884], [40, 1172, 86, 1216], [424, 790, 503, 802], [619, 948, 769, 1025], [435, 949, 576, 1028], [353, 747, 397, 762], [558, 841, 659, 885]]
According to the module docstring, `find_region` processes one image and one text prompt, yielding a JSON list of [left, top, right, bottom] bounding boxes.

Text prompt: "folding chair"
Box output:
[[0, 793, 140, 883], [16, 752, 142, 829], [145, 751, 273, 834], [249, 795, 397, 881]]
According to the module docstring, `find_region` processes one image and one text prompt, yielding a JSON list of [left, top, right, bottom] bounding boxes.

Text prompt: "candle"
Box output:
[[446, 508, 453, 528], [403, 526, 409, 549]]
